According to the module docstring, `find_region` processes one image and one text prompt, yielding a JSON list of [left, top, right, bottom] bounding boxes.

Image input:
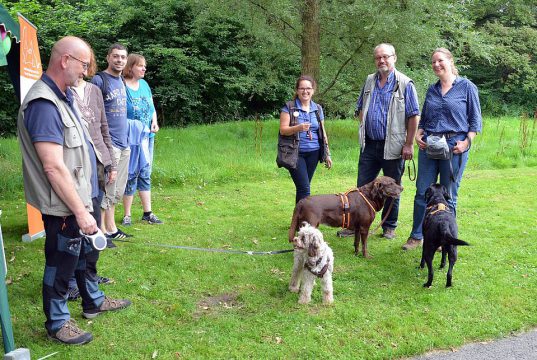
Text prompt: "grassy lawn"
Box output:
[[0, 118, 536, 359]]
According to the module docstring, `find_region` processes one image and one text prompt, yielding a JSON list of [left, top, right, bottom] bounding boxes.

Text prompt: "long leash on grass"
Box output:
[[112, 238, 294, 255]]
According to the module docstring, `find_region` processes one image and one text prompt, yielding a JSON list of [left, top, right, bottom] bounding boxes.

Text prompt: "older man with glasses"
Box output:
[[17, 36, 131, 345], [338, 43, 420, 242]]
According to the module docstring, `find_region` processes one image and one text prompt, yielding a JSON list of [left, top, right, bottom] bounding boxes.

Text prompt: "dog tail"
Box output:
[[439, 222, 469, 246], [445, 235, 469, 247], [288, 201, 302, 242]]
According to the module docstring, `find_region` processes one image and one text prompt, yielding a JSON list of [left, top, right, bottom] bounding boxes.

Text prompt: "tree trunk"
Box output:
[[301, 0, 320, 82]]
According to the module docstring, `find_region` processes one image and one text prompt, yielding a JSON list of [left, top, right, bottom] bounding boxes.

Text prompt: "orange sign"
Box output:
[[18, 14, 45, 242]]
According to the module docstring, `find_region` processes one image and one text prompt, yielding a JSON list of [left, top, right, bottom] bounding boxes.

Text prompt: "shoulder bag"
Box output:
[[276, 101, 300, 170]]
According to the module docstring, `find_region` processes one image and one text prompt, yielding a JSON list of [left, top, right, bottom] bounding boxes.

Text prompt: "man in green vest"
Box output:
[[17, 36, 131, 345], [338, 43, 420, 242]]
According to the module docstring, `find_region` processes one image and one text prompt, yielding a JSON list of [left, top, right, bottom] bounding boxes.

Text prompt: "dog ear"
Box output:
[[425, 187, 433, 203], [442, 186, 451, 200]]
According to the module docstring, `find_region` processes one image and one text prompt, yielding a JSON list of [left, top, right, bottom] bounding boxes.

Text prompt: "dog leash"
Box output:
[[112, 239, 294, 255]]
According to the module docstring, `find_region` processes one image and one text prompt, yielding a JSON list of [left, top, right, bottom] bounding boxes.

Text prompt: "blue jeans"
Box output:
[[289, 149, 320, 203], [357, 140, 404, 230], [410, 133, 469, 240]]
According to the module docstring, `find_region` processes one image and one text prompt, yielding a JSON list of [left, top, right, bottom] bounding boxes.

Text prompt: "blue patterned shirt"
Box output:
[[356, 71, 420, 140], [419, 77, 482, 134]]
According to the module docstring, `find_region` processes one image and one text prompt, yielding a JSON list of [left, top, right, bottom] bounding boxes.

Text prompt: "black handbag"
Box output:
[[276, 101, 300, 170]]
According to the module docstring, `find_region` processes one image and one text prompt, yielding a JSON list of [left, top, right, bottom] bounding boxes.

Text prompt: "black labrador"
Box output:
[[420, 184, 469, 288]]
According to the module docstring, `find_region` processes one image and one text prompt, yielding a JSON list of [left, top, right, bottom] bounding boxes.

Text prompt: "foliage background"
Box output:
[[1, 0, 536, 136]]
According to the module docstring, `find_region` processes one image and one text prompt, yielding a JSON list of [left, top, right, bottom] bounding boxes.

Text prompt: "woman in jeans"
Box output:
[[403, 48, 482, 250], [279, 75, 332, 203], [121, 54, 163, 225]]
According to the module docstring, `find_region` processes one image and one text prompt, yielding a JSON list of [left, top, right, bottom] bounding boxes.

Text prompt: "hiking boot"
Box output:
[[382, 228, 396, 239], [82, 296, 132, 319], [336, 229, 355, 238], [402, 237, 423, 251], [47, 319, 93, 345], [121, 215, 132, 226], [142, 213, 163, 225], [67, 286, 80, 301]]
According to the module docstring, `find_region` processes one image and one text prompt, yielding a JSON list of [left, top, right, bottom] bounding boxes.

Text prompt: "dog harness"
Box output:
[[427, 203, 450, 216], [337, 188, 378, 229], [305, 257, 330, 278]]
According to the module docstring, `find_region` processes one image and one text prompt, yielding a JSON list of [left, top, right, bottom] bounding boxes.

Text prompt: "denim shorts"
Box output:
[[124, 164, 152, 195]]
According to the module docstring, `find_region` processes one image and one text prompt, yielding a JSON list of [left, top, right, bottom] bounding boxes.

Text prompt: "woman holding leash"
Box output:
[[278, 75, 332, 203], [121, 54, 163, 226], [403, 48, 482, 251]]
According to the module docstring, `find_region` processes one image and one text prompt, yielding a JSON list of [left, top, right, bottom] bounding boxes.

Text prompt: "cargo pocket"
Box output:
[[57, 233, 82, 257]]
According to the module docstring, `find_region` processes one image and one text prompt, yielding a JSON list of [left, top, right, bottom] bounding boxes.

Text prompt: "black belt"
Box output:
[[428, 132, 462, 139]]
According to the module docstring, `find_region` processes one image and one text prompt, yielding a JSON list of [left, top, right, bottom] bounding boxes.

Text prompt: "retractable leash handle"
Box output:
[[80, 229, 107, 251]]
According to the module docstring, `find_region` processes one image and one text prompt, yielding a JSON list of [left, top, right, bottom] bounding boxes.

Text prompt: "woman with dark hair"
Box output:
[[121, 53, 162, 226], [279, 75, 332, 203], [403, 48, 482, 251]]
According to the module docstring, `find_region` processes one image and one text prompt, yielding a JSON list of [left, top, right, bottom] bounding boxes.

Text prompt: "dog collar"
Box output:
[[305, 258, 330, 278]]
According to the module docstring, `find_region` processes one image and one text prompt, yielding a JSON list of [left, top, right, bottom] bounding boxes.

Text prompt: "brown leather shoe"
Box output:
[[83, 296, 132, 319], [402, 237, 422, 250], [47, 319, 93, 345], [382, 228, 396, 239]]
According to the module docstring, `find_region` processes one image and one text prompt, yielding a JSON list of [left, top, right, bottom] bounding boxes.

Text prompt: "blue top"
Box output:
[[25, 74, 99, 198], [419, 77, 482, 134], [282, 98, 324, 152], [356, 71, 420, 140], [91, 72, 128, 149], [126, 79, 156, 139]]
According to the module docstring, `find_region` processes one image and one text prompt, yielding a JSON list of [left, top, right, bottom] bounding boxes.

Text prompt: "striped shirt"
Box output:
[[356, 70, 420, 140], [419, 77, 482, 134]]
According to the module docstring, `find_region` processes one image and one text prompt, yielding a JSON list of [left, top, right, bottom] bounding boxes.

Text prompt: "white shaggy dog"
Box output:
[[289, 222, 334, 304]]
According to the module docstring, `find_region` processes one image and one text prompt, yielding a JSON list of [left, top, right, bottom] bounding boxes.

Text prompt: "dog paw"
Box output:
[[423, 283, 432, 288], [322, 295, 334, 305], [298, 298, 311, 305], [289, 286, 300, 293]]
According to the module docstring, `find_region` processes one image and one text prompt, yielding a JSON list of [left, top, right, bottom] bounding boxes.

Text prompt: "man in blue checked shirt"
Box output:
[[338, 43, 420, 241]]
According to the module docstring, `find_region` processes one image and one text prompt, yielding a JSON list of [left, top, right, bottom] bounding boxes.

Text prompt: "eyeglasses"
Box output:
[[297, 87, 314, 92], [375, 54, 394, 61], [67, 54, 89, 71]]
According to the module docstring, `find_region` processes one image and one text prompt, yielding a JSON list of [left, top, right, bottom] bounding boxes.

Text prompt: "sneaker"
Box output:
[[382, 228, 396, 239], [336, 229, 355, 238], [142, 213, 163, 225], [107, 229, 132, 239], [97, 276, 113, 285], [47, 319, 93, 345], [83, 296, 132, 319], [402, 237, 423, 251], [106, 238, 117, 248], [121, 215, 132, 226], [67, 286, 80, 301]]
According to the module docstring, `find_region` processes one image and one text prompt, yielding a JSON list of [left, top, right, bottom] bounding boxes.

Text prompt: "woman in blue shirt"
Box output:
[[279, 75, 332, 203], [403, 48, 482, 250], [121, 54, 163, 226]]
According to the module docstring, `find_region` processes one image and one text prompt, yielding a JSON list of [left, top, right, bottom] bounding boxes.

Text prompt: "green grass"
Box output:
[[1, 118, 537, 359]]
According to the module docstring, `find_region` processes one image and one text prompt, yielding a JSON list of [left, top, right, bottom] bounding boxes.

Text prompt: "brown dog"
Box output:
[[288, 176, 403, 257]]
